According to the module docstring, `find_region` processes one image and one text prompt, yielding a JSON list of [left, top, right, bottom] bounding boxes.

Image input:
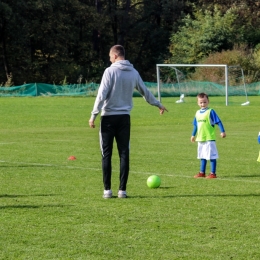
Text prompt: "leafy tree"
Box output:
[[8, 0, 260, 84], [0, 0, 103, 84], [104, 0, 185, 80], [168, 6, 240, 64], [188, 0, 260, 46], [24, 0, 99, 83]]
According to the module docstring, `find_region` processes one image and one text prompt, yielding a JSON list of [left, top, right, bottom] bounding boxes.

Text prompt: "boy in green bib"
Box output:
[[191, 93, 226, 178]]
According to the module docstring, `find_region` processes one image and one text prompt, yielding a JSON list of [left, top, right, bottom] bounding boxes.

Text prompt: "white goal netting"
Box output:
[[156, 64, 249, 105]]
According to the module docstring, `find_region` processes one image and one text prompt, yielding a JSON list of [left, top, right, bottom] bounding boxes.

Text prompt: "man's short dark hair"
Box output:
[[110, 45, 125, 57]]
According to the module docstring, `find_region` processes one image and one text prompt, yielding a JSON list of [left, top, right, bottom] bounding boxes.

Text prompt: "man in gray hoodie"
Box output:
[[89, 45, 168, 199]]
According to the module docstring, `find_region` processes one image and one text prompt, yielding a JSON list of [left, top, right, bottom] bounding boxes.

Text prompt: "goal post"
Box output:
[[156, 64, 242, 106]]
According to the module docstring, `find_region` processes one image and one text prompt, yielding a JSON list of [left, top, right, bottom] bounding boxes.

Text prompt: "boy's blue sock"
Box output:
[[200, 159, 207, 173], [210, 159, 217, 174]]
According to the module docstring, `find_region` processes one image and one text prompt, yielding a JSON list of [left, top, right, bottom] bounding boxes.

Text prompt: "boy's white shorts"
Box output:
[[197, 141, 218, 160]]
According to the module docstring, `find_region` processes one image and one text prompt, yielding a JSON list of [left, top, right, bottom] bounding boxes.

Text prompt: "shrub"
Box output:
[[191, 46, 260, 83]]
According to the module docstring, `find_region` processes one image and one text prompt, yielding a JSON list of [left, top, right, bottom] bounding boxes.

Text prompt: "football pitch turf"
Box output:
[[0, 96, 260, 259]]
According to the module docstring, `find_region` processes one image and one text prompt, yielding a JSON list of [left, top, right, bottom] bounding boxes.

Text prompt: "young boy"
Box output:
[[191, 93, 226, 178]]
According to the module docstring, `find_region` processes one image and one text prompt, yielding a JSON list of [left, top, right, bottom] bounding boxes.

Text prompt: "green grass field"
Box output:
[[0, 95, 260, 259]]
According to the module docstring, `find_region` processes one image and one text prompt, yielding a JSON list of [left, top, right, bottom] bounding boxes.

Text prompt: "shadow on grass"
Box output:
[[0, 204, 69, 209], [129, 193, 260, 198], [231, 175, 260, 178], [0, 165, 58, 168], [0, 194, 59, 198]]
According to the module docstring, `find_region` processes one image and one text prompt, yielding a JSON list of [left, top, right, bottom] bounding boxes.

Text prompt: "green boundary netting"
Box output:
[[0, 82, 259, 97], [0, 83, 99, 97]]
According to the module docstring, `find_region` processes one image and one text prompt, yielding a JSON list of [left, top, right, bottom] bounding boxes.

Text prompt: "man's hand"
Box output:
[[159, 106, 168, 115], [89, 119, 95, 128]]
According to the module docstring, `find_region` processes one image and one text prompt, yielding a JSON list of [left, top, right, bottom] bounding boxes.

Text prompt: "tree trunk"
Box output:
[[0, 17, 11, 81], [118, 0, 131, 45]]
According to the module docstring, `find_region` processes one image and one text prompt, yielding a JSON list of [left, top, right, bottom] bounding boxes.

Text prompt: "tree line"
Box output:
[[1, 0, 260, 86]]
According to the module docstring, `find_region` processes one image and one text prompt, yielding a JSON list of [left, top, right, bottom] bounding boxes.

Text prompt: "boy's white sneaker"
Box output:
[[103, 190, 112, 199], [118, 190, 127, 198]]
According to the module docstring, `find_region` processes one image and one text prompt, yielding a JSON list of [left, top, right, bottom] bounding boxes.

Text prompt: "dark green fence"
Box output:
[[0, 82, 259, 97]]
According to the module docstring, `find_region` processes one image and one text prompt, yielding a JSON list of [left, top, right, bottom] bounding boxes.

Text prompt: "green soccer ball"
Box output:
[[147, 175, 161, 188]]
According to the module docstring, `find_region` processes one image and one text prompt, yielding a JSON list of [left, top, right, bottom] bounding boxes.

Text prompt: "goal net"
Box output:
[[156, 64, 249, 105]]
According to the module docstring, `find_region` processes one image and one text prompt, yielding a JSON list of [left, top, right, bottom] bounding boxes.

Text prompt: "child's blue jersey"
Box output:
[[192, 108, 225, 137]]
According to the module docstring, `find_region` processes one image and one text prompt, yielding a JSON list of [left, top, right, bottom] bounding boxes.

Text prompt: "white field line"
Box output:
[[0, 160, 260, 183], [0, 160, 97, 171]]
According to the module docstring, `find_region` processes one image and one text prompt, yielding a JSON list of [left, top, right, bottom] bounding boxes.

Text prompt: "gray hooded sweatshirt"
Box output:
[[90, 60, 162, 120]]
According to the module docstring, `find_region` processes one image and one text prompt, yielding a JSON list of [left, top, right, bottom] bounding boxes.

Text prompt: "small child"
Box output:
[[257, 132, 260, 162], [191, 93, 226, 178]]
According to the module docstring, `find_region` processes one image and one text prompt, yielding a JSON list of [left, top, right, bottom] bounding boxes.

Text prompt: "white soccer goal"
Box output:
[[156, 64, 249, 106]]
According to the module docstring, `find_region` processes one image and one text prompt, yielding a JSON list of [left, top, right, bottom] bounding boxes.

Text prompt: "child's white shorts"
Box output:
[[197, 141, 218, 160]]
